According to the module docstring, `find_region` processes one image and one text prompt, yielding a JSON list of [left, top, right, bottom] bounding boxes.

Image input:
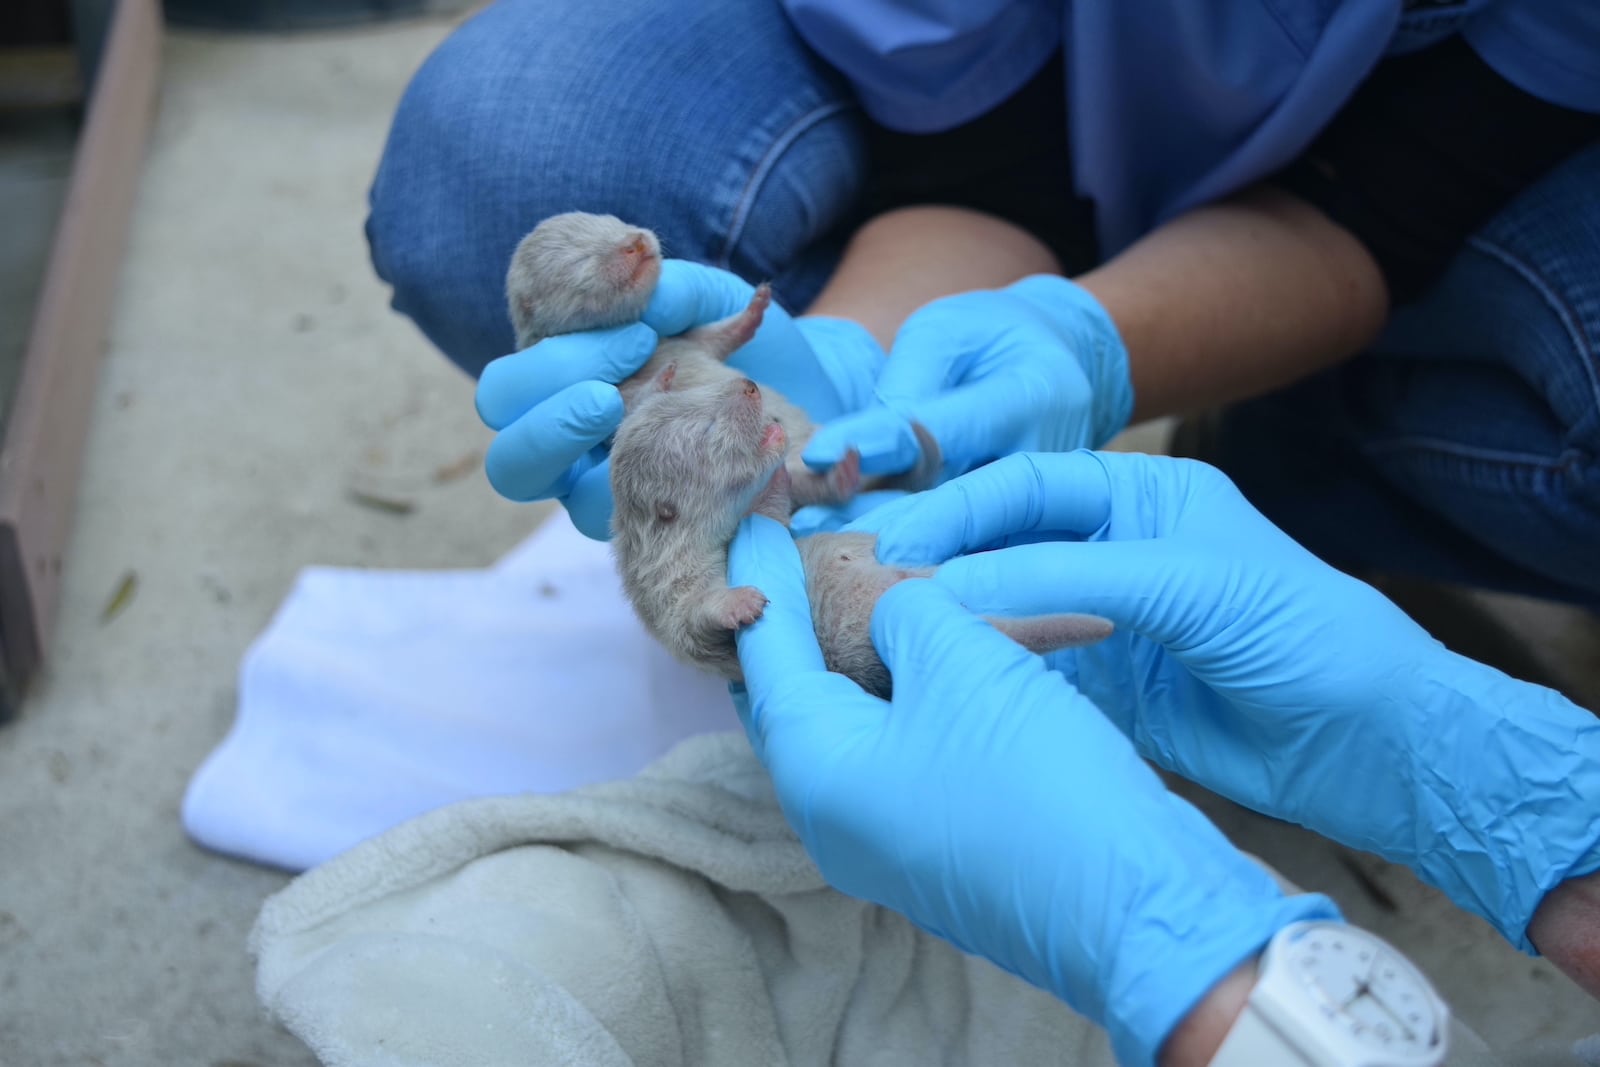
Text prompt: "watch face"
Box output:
[[1285, 923, 1445, 1058]]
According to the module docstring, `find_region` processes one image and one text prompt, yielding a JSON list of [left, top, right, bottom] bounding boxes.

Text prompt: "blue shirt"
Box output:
[[780, 1, 1600, 253]]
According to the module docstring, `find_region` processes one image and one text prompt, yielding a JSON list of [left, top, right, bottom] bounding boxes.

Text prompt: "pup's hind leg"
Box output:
[[667, 581, 769, 679], [682, 283, 771, 362]]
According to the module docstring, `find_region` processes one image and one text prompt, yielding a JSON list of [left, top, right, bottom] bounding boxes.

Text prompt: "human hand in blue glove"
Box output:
[[728, 514, 1336, 1067], [801, 275, 1135, 485], [852, 450, 1600, 955], [475, 260, 885, 539]]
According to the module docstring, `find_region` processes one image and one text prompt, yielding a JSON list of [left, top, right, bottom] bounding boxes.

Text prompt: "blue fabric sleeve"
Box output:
[[1464, 1, 1600, 112], [779, 0, 1060, 132]]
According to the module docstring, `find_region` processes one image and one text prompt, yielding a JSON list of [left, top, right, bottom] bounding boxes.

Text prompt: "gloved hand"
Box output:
[[475, 260, 885, 539], [802, 275, 1134, 484], [852, 450, 1600, 952], [728, 514, 1335, 1067]]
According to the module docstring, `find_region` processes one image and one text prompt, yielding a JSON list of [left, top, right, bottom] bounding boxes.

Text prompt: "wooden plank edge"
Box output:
[[0, 0, 163, 704], [0, 525, 31, 717]]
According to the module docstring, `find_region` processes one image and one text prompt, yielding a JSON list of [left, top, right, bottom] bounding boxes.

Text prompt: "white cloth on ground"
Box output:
[[251, 731, 1503, 1067], [181, 511, 736, 872]]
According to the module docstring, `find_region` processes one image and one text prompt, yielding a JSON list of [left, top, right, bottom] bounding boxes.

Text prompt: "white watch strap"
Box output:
[[1208, 1002, 1317, 1067]]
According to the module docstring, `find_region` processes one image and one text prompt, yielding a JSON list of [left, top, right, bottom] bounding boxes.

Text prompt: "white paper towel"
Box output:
[[183, 511, 737, 871]]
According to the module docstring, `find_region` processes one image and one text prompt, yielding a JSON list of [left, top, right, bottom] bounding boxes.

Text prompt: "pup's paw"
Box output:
[[719, 586, 769, 629], [825, 447, 862, 501]]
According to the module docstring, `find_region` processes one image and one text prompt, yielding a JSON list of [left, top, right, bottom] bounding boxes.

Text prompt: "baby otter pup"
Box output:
[[608, 363, 1114, 698], [506, 211, 941, 509], [507, 211, 665, 345]]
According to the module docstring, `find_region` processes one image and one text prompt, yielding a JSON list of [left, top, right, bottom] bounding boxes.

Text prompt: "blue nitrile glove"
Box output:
[[727, 514, 1336, 1067], [801, 275, 1134, 485], [852, 450, 1600, 953], [475, 260, 885, 539]]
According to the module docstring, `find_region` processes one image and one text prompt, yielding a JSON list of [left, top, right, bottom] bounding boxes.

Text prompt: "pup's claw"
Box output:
[[720, 585, 769, 629]]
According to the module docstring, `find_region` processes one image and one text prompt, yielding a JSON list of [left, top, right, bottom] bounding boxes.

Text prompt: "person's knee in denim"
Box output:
[[364, 0, 867, 378]]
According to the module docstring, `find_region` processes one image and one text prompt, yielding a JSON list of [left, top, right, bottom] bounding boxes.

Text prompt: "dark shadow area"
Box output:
[[162, 0, 479, 31], [0, 107, 77, 432]]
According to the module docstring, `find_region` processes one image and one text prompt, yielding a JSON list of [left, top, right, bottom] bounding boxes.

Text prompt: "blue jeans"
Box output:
[[1210, 140, 1600, 606], [366, 0, 1600, 605], [366, 0, 867, 378]]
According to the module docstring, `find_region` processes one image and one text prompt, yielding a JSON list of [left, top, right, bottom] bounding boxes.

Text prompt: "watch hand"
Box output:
[[1342, 954, 1379, 1009], [1364, 952, 1422, 1041], [1368, 987, 1417, 1042]]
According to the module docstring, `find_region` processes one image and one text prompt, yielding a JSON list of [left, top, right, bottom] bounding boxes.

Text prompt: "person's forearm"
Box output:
[[1529, 864, 1600, 1000], [807, 188, 1389, 425], [1157, 957, 1258, 1067], [803, 205, 1063, 347], [1078, 185, 1389, 423]]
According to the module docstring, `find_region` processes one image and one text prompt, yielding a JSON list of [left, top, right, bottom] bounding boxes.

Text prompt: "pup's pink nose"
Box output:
[[620, 233, 649, 257]]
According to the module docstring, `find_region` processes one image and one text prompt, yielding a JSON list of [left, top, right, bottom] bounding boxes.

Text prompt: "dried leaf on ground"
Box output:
[[100, 571, 138, 623]]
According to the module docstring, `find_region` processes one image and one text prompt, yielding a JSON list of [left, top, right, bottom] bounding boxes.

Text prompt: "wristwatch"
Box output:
[[1208, 920, 1450, 1067]]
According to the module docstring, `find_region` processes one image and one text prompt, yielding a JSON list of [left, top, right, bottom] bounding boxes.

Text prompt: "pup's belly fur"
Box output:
[[618, 528, 1111, 700]]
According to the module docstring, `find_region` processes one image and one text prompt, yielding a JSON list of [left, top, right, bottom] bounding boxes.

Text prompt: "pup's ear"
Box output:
[[651, 361, 678, 393]]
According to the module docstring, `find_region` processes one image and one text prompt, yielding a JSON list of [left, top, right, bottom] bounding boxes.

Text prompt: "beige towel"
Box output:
[[252, 731, 1501, 1066]]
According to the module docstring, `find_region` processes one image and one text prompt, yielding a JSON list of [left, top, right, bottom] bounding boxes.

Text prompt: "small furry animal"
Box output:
[[507, 211, 664, 346], [506, 211, 940, 508], [608, 362, 1114, 698]]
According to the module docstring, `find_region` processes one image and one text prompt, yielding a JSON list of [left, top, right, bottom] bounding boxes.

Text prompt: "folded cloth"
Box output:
[[251, 731, 1503, 1067], [183, 511, 736, 872]]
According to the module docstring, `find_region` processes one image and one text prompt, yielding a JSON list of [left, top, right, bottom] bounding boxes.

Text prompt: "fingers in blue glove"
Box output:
[[847, 451, 1117, 565], [643, 261, 871, 421], [869, 578, 1073, 712], [867, 580, 1339, 1067], [789, 490, 910, 538], [937, 539, 1225, 658], [483, 380, 622, 501], [476, 323, 656, 430], [728, 514, 872, 763], [865, 451, 1600, 958], [640, 259, 761, 339], [798, 308, 969, 477], [798, 307, 1000, 479], [727, 521, 1339, 1067], [728, 515, 829, 685], [802, 410, 927, 477], [559, 460, 617, 541], [892, 380, 1036, 481], [809, 276, 1136, 489]]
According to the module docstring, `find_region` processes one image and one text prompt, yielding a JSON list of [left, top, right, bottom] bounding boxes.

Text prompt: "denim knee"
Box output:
[[1466, 140, 1600, 456], [1327, 140, 1600, 597], [366, 0, 867, 378], [1378, 141, 1600, 447]]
